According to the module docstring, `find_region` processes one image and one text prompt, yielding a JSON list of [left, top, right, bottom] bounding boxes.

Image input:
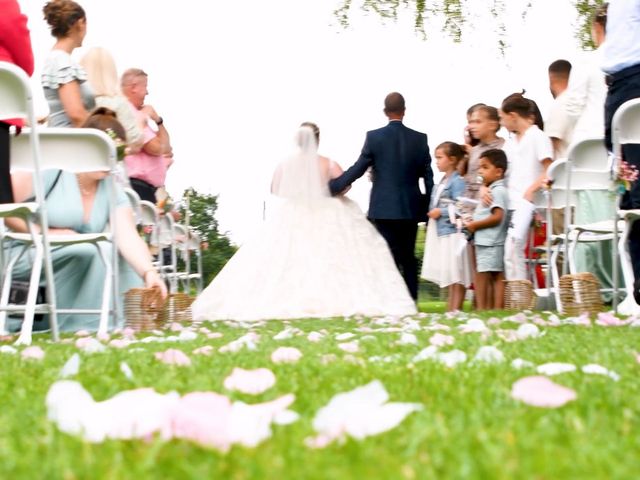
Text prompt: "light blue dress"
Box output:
[[41, 49, 95, 127], [6, 171, 143, 331]]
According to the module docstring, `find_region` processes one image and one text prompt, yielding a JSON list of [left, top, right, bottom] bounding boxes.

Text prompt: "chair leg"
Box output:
[[15, 240, 43, 346], [96, 243, 112, 336], [617, 218, 640, 315]]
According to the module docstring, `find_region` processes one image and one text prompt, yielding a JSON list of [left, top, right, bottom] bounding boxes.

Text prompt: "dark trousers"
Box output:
[[371, 219, 418, 301], [0, 122, 13, 204], [129, 177, 158, 203], [605, 63, 640, 282]]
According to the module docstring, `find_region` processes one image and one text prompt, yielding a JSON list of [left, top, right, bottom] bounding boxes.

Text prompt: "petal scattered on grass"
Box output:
[[511, 376, 576, 408], [60, 353, 80, 378], [516, 323, 541, 340], [271, 347, 303, 364], [337, 341, 359, 353], [437, 350, 467, 368], [474, 346, 505, 363], [219, 332, 260, 353], [109, 339, 131, 349], [21, 345, 45, 360], [335, 332, 356, 341], [429, 333, 455, 347], [536, 362, 576, 376], [120, 362, 134, 380], [512, 358, 534, 369], [397, 333, 418, 345], [223, 368, 276, 395], [307, 331, 325, 342], [0, 345, 18, 354], [581, 364, 620, 381], [305, 380, 421, 448], [192, 345, 214, 356], [154, 349, 191, 366], [75, 337, 106, 354]]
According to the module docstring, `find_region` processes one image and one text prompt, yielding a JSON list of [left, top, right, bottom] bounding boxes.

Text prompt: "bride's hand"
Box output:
[[428, 208, 441, 219]]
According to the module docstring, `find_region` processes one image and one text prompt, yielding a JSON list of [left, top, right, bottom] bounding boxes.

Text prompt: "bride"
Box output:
[[191, 123, 417, 321]]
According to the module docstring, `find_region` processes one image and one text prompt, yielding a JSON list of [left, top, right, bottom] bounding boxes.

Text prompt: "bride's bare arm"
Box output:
[[327, 158, 351, 194]]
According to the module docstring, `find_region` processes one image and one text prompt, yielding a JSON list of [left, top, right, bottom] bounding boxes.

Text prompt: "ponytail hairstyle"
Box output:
[[501, 90, 544, 129]]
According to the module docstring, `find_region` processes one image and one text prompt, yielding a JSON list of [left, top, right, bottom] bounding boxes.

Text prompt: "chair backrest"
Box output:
[[157, 213, 175, 247], [11, 128, 115, 173], [173, 223, 189, 252], [0, 61, 33, 122], [567, 137, 610, 192], [612, 98, 640, 146], [123, 188, 143, 224], [541, 158, 574, 209]]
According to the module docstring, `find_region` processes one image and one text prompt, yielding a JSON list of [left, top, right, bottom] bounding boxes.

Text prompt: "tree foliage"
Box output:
[[334, 0, 605, 51], [178, 188, 236, 285]]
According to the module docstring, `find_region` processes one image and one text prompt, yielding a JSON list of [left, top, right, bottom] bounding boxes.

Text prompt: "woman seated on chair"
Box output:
[[5, 107, 167, 332]]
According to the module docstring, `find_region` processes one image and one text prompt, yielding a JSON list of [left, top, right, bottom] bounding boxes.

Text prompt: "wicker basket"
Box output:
[[558, 272, 603, 316], [124, 287, 166, 331], [504, 279, 536, 311], [159, 292, 194, 324]]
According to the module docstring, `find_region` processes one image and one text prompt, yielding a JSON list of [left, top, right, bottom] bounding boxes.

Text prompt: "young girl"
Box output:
[[464, 149, 509, 310], [500, 93, 553, 280], [421, 142, 471, 311]]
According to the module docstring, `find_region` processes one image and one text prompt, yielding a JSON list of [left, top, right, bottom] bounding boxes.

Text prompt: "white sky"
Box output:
[[18, 0, 587, 243]]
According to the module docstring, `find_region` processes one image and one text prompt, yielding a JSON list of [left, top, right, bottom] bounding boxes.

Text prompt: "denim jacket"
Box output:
[[429, 171, 466, 236]]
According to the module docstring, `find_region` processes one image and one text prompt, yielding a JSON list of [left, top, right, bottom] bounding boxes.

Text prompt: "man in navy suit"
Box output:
[[329, 92, 433, 301]]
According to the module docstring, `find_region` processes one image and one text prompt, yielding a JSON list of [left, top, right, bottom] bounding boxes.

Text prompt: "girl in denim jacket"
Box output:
[[421, 142, 470, 311]]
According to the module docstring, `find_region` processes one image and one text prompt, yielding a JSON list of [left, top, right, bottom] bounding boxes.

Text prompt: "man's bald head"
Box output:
[[384, 92, 406, 119]]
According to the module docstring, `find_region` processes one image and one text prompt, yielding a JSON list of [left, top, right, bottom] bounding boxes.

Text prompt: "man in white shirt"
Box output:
[[544, 59, 573, 159], [603, 0, 640, 299]]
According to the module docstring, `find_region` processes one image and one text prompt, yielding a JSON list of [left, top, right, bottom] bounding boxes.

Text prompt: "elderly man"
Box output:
[[121, 68, 172, 203]]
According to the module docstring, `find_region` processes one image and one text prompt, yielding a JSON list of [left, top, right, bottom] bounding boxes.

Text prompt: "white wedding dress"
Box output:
[[192, 127, 417, 322]]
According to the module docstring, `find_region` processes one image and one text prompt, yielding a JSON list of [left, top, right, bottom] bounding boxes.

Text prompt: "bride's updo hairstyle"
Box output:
[[43, 0, 86, 39], [300, 121, 320, 144]]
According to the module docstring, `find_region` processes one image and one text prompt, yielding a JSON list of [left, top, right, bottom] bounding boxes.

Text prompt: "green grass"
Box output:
[[2, 308, 640, 479]]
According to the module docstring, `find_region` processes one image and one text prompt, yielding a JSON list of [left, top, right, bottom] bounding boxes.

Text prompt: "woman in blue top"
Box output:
[[5, 108, 167, 332], [421, 142, 470, 311]]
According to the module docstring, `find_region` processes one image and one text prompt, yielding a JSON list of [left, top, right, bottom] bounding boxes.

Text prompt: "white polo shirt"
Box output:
[[503, 125, 553, 206], [602, 0, 640, 74]]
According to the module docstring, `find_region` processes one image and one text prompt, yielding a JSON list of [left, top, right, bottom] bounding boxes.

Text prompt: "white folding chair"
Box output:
[[156, 212, 178, 293], [171, 223, 203, 294], [1, 128, 119, 343], [0, 61, 58, 344], [611, 98, 640, 313]]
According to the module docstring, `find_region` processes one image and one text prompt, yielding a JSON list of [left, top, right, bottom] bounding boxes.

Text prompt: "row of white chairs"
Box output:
[[534, 97, 640, 315], [124, 188, 203, 296]]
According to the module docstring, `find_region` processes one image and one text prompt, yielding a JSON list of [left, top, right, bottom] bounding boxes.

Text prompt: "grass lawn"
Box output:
[[1, 307, 640, 479]]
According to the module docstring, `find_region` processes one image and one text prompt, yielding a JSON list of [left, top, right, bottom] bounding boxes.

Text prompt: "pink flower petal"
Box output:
[[75, 330, 90, 337], [429, 333, 455, 347], [154, 349, 191, 366], [223, 368, 276, 395], [511, 376, 576, 408], [21, 345, 45, 360], [337, 341, 359, 353], [192, 345, 214, 356], [596, 312, 628, 327], [109, 339, 131, 349], [271, 347, 303, 364]]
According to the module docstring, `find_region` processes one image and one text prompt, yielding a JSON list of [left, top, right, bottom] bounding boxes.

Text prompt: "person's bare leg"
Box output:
[[493, 272, 505, 309], [447, 285, 456, 312], [475, 272, 489, 310], [451, 284, 466, 311]]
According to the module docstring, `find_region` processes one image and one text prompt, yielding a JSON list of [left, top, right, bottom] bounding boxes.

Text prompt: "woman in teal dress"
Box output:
[[5, 109, 167, 331]]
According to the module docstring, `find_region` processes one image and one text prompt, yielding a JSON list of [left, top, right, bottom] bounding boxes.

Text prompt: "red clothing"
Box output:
[[0, 0, 34, 127]]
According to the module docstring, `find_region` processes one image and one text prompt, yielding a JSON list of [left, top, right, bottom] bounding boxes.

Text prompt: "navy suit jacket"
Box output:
[[329, 121, 433, 221]]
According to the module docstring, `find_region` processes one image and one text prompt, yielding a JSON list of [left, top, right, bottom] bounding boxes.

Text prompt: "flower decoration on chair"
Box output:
[[105, 128, 127, 161], [614, 159, 639, 194]]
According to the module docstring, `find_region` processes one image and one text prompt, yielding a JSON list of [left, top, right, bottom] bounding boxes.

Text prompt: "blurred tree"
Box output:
[[334, 0, 605, 51], [179, 188, 237, 285]]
